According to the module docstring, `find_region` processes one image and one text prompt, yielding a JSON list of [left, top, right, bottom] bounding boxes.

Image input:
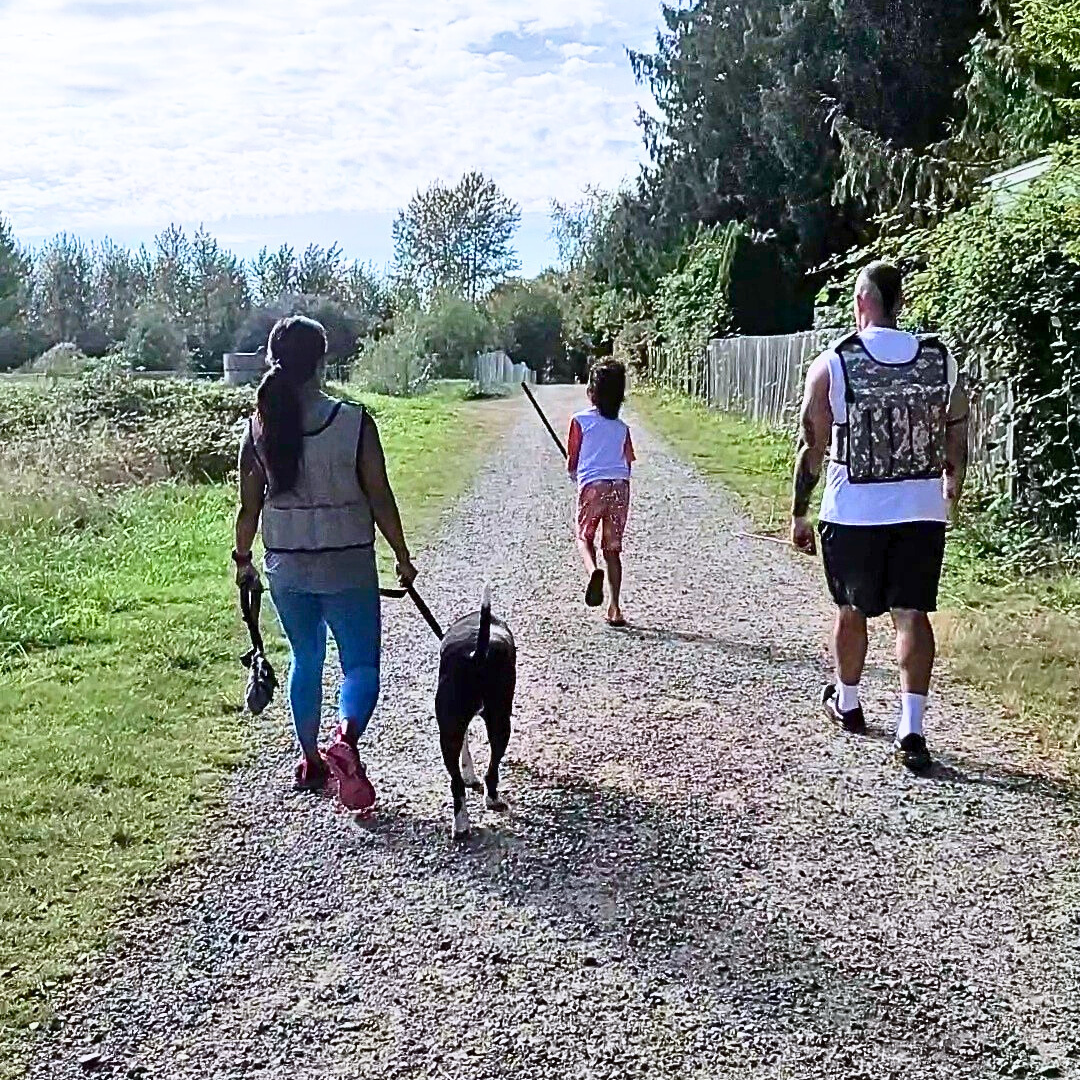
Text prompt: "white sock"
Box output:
[[837, 682, 860, 712], [897, 693, 928, 741]]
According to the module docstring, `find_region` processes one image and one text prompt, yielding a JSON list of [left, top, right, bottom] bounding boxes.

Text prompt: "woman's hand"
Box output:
[[234, 557, 261, 591], [395, 554, 418, 588]]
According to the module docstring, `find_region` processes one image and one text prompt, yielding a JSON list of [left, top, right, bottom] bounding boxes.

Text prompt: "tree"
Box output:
[[393, 171, 521, 301], [0, 214, 31, 369], [150, 224, 194, 327], [187, 228, 250, 370], [295, 243, 345, 296], [618, 0, 986, 324], [487, 279, 566, 379], [30, 233, 94, 347], [251, 244, 298, 304], [121, 303, 189, 371], [87, 239, 150, 353]]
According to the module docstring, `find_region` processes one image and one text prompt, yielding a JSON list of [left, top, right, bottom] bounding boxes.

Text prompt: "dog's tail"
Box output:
[[470, 584, 492, 664]]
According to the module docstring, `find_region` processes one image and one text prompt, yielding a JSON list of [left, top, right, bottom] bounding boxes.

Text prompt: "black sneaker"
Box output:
[[585, 569, 605, 608], [894, 733, 932, 775], [821, 683, 867, 735]]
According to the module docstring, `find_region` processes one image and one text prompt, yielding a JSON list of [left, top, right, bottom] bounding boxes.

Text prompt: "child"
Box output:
[[566, 360, 635, 627]]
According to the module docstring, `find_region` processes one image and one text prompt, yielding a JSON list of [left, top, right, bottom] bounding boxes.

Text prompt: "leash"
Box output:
[[404, 582, 444, 639], [239, 578, 266, 654], [733, 531, 792, 547], [379, 584, 444, 639], [521, 382, 568, 460]]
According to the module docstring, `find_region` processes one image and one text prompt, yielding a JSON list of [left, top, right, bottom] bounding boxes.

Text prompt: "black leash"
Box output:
[[239, 578, 266, 654], [238, 578, 277, 715], [380, 584, 444, 639], [521, 381, 568, 460]]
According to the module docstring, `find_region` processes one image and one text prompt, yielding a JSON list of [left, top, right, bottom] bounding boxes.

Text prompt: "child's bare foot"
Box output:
[[606, 605, 627, 628]]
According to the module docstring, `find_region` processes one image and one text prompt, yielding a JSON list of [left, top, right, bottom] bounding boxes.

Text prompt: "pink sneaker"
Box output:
[[324, 733, 376, 812]]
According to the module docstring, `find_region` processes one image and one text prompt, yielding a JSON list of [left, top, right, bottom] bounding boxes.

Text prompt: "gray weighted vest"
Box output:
[[257, 401, 375, 553], [831, 333, 951, 484]]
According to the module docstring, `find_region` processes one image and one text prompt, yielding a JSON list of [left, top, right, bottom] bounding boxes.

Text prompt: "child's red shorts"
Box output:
[[577, 480, 630, 554]]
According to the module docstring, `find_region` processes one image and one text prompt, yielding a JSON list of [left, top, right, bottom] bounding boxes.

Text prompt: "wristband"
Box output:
[[231, 549, 253, 566]]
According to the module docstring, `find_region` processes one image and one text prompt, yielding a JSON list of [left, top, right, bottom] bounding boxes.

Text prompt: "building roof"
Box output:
[[984, 155, 1053, 208]]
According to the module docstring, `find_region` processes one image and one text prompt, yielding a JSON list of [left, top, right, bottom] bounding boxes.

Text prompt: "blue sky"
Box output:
[[0, 1, 665, 275]]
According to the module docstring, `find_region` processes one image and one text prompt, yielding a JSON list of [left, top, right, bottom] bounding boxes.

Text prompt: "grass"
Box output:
[[632, 386, 1080, 758], [0, 381, 511, 1051]]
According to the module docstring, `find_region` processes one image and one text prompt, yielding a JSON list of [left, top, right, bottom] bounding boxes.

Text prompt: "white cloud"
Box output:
[[0, 0, 661, 245]]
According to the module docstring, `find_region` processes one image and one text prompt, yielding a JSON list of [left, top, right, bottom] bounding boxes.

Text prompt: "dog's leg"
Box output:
[[437, 689, 470, 840], [459, 731, 483, 793], [482, 704, 512, 814]]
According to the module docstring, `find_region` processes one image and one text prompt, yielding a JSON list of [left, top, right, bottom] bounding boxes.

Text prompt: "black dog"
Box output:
[[435, 587, 516, 839]]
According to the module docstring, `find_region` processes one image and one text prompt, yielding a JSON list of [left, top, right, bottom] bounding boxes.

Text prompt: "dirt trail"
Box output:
[[25, 386, 1080, 1080]]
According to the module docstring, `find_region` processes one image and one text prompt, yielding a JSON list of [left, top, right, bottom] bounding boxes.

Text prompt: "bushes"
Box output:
[[351, 327, 433, 397], [0, 364, 252, 488], [21, 342, 89, 377], [119, 305, 189, 372], [654, 222, 745, 351]]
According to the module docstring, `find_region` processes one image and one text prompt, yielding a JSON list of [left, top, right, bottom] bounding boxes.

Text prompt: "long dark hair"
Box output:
[[256, 316, 328, 494], [588, 359, 626, 420]]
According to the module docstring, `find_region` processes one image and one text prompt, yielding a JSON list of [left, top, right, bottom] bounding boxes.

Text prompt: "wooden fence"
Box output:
[[646, 332, 1012, 492]]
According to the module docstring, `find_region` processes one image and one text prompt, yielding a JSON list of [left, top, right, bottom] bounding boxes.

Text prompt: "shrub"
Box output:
[[0, 365, 252, 484], [487, 281, 564, 378], [120, 305, 189, 372], [21, 342, 89, 377], [654, 222, 746, 351], [413, 293, 495, 378], [352, 327, 433, 397]]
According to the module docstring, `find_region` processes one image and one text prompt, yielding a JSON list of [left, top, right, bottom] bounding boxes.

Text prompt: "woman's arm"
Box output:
[[235, 427, 266, 585], [358, 413, 417, 585]]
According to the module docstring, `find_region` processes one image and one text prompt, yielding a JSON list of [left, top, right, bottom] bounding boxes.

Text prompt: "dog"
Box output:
[[435, 586, 516, 839]]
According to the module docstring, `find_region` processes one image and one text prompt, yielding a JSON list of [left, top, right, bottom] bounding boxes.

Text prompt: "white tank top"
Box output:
[[819, 326, 957, 526], [572, 408, 632, 488]]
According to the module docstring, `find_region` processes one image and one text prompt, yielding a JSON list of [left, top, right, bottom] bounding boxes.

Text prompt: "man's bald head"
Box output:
[[854, 261, 903, 329]]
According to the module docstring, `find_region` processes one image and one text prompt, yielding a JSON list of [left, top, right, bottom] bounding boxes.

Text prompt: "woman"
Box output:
[[233, 315, 416, 810]]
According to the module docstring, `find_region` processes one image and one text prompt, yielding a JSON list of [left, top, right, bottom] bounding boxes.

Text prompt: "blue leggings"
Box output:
[[269, 586, 381, 758]]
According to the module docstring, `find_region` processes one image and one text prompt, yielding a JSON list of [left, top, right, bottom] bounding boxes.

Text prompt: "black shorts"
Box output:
[[819, 521, 947, 618]]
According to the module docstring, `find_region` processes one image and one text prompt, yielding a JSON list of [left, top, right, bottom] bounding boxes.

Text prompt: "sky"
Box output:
[[0, 0, 664, 276]]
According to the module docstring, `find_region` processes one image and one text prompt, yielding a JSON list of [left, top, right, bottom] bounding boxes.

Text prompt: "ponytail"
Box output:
[[255, 316, 328, 494]]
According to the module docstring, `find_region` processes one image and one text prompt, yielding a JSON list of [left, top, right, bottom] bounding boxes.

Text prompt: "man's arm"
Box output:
[[944, 375, 970, 511], [791, 357, 832, 555]]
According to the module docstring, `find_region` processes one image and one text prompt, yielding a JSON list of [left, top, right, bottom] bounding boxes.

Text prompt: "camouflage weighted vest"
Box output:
[[831, 333, 951, 484]]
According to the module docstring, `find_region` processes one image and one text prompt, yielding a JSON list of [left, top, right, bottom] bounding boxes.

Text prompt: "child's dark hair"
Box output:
[[588, 360, 626, 420]]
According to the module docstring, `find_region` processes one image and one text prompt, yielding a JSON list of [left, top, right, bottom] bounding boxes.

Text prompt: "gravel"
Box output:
[[23, 386, 1080, 1080]]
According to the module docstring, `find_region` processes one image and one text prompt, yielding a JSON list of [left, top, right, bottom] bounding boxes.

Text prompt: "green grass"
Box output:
[[633, 386, 1080, 759], [0, 382, 511, 1050], [631, 387, 795, 529]]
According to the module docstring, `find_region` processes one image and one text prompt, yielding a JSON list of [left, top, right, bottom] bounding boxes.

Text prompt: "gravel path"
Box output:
[[25, 386, 1080, 1080]]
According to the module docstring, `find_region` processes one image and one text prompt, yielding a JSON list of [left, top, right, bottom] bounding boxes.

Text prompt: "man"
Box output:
[[791, 261, 969, 773]]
